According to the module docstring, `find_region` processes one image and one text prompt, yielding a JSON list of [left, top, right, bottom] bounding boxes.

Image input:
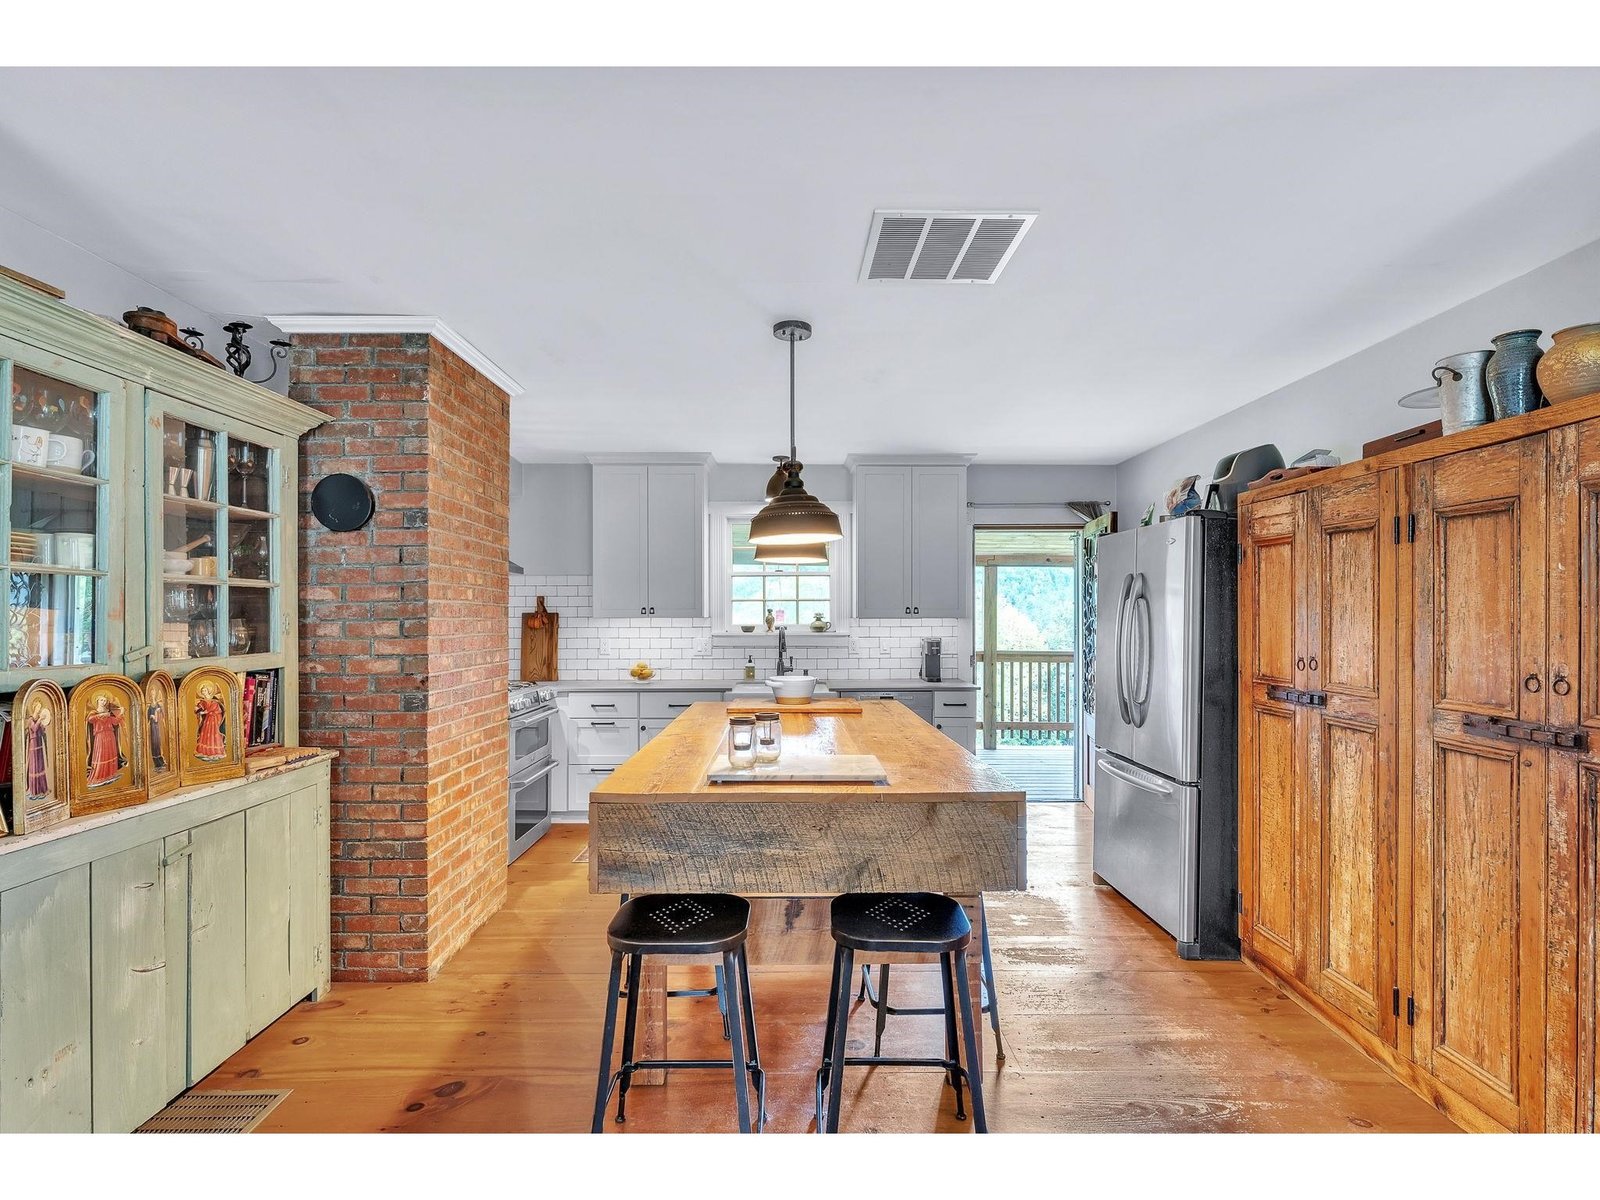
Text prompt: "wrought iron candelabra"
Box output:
[[180, 322, 292, 385]]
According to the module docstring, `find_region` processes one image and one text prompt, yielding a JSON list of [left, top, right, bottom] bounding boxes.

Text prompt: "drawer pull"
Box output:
[[589, 721, 617, 727], [590, 703, 618, 709]]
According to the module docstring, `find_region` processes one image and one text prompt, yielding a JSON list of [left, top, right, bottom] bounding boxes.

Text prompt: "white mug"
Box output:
[[10, 425, 47, 466], [52, 533, 96, 570], [46, 434, 95, 474]]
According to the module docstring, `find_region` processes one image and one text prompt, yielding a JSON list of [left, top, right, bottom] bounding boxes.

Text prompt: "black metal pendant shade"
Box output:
[[750, 319, 843, 546]]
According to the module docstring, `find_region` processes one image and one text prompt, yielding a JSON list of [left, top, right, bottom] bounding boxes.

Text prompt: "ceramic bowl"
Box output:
[[740, 624, 756, 633], [765, 675, 818, 705]]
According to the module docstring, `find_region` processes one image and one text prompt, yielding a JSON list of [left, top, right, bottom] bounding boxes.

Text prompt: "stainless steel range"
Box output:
[[508, 681, 558, 862]]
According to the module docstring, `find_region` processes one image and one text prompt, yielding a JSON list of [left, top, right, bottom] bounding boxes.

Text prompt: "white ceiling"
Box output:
[[3, 67, 1600, 465]]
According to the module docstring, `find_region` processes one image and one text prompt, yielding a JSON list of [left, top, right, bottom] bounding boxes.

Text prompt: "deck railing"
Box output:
[[977, 650, 1076, 748]]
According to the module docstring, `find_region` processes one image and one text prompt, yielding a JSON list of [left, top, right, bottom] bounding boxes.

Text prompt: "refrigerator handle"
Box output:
[[1095, 753, 1176, 796], [1114, 572, 1135, 726], [1130, 573, 1154, 725]]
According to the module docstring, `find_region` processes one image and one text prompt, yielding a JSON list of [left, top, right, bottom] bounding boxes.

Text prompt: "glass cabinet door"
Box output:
[[1, 344, 122, 679], [150, 394, 282, 671]]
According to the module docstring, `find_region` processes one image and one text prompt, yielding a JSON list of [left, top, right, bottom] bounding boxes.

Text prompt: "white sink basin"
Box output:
[[725, 680, 834, 700]]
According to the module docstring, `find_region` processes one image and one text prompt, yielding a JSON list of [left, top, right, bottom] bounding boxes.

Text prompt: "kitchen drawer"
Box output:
[[839, 688, 934, 721], [569, 718, 640, 761], [933, 693, 978, 718], [933, 718, 977, 753], [561, 691, 640, 719], [639, 691, 722, 719], [567, 764, 619, 813], [638, 718, 674, 746]]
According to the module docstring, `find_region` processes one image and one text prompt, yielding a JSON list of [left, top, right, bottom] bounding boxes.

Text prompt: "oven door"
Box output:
[[509, 707, 555, 776], [509, 756, 558, 863]]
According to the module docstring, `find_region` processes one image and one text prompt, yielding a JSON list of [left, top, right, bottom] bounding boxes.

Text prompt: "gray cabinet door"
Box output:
[[911, 466, 965, 618], [90, 840, 176, 1131], [592, 464, 650, 617], [187, 813, 248, 1084], [854, 465, 912, 617], [644, 464, 705, 617], [0, 866, 92, 1132], [245, 795, 294, 1038], [286, 784, 328, 1001]]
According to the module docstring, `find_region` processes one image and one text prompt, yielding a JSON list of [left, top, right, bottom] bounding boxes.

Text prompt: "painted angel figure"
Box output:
[[147, 696, 168, 771], [195, 682, 227, 761], [86, 694, 125, 787], [25, 700, 52, 800]]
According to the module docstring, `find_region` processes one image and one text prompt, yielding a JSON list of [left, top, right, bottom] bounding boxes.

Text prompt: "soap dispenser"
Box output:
[[744, 654, 756, 681]]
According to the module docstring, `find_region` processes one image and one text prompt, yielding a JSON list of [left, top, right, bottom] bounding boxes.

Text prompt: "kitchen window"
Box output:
[[712, 504, 851, 635]]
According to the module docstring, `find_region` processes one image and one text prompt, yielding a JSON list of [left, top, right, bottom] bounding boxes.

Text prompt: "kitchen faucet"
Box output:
[[775, 627, 789, 676]]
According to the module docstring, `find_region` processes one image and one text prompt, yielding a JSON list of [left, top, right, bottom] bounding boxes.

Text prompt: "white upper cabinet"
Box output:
[[850, 458, 969, 619], [590, 457, 708, 618]]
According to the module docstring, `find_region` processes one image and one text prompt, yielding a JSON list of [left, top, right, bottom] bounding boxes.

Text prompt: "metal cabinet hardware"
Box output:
[[1296, 656, 1306, 672], [1552, 673, 1571, 696], [1463, 713, 1589, 751], [589, 720, 617, 727], [1308, 656, 1319, 672], [1524, 673, 1542, 693], [1267, 685, 1327, 708]]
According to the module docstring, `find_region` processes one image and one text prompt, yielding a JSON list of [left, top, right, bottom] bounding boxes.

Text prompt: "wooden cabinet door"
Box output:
[[1303, 472, 1399, 1046], [0, 866, 92, 1132], [644, 464, 705, 617], [591, 464, 650, 617], [286, 784, 330, 1002], [1409, 438, 1548, 1130], [187, 813, 248, 1084], [854, 465, 913, 618], [1238, 492, 1308, 977], [246, 794, 295, 1037], [910, 465, 965, 618], [1582, 764, 1599, 1133], [90, 839, 177, 1131]]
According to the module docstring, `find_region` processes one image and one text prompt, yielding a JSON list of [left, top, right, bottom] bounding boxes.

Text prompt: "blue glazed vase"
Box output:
[[1485, 329, 1543, 420]]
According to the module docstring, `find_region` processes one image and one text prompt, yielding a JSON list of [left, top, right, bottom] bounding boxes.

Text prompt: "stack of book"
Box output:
[[242, 668, 280, 748]]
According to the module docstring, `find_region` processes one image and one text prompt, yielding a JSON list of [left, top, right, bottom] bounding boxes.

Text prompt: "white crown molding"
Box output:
[[843, 453, 976, 469], [266, 313, 522, 399]]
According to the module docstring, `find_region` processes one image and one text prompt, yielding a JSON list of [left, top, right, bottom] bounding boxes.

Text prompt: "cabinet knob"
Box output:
[[912, 606, 919, 614], [648, 606, 655, 614], [640, 607, 646, 615], [1308, 656, 1319, 673], [1296, 656, 1306, 672], [1524, 673, 1542, 694], [1552, 673, 1571, 696], [905, 606, 911, 615]]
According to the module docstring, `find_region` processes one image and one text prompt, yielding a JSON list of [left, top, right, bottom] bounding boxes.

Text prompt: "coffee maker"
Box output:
[[919, 637, 942, 682]]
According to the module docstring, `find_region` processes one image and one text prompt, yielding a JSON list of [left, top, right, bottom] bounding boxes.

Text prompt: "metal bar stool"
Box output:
[[619, 893, 730, 1040], [592, 893, 765, 1133], [815, 892, 986, 1133], [856, 893, 1004, 1060]]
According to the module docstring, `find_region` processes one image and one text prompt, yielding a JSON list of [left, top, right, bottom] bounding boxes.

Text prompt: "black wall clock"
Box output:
[[310, 473, 376, 532]]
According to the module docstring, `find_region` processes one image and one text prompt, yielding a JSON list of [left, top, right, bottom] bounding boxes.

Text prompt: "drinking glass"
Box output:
[[727, 716, 756, 769]]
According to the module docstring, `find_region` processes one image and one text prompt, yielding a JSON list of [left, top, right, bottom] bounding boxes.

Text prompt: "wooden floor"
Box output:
[[197, 805, 1454, 1133], [978, 744, 1079, 802]]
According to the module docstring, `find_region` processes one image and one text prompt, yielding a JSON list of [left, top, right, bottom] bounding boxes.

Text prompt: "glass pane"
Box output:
[[9, 366, 101, 476], [730, 520, 757, 569], [797, 575, 831, 601], [163, 582, 220, 661], [10, 476, 98, 570], [228, 589, 272, 655], [226, 437, 270, 511], [162, 417, 220, 503], [730, 600, 764, 628], [228, 515, 272, 581], [995, 565, 1078, 652], [162, 503, 219, 576], [730, 576, 763, 601], [8, 572, 95, 668], [765, 578, 799, 607]]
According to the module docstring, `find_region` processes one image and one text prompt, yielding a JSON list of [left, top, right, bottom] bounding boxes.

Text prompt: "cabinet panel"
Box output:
[[1242, 494, 1305, 687], [287, 785, 328, 1001], [187, 814, 248, 1083], [591, 464, 650, 617], [911, 466, 965, 617], [933, 717, 976, 752], [90, 839, 175, 1131], [854, 465, 912, 617], [567, 764, 617, 813], [245, 794, 294, 1037], [1581, 764, 1598, 1133], [1246, 700, 1302, 975], [0, 865, 91, 1132], [644, 465, 705, 617]]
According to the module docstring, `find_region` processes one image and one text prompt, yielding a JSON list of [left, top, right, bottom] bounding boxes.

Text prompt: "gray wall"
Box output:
[[968, 463, 1116, 508], [0, 206, 290, 395], [1115, 236, 1600, 516]]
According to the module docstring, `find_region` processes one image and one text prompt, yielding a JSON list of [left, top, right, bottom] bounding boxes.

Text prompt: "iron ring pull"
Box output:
[[1297, 656, 1306, 672], [1524, 673, 1542, 694], [1308, 655, 1319, 673], [1552, 673, 1571, 696]]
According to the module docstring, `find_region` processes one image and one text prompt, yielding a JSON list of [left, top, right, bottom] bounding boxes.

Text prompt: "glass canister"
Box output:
[[727, 715, 757, 769], [754, 711, 782, 764]]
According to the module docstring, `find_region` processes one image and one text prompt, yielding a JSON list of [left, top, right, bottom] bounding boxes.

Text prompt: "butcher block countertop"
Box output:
[[591, 700, 1019, 805]]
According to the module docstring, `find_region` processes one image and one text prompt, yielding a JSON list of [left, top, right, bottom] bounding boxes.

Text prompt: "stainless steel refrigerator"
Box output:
[[1092, 511, 1238, 960]]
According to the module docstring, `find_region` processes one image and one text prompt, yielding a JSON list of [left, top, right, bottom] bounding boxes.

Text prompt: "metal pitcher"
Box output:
[[1432, 350, 1493, 434]]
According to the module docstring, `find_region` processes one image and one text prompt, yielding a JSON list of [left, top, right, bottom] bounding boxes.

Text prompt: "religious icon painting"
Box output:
[[177, 667, 245, 787], [66, 673, 148, 817], [10, 678, 71, 834], [142, 669, 180, 799]]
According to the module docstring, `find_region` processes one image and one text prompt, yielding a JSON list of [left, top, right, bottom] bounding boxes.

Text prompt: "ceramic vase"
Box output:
[[1432, 350, 1493, 435], [1485, 329, 1543, 420], [1535, 322, 1600, 404]]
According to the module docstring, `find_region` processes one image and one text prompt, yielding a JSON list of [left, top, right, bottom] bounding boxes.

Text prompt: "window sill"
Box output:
[[710, 631, 851, 649]]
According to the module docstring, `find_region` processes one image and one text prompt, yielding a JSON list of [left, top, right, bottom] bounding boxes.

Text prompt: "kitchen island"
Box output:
[[589, 699, 1026, 1084]]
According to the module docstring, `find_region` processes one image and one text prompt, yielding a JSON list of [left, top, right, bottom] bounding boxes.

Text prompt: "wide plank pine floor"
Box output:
[[197, 805, 1454, 1132]]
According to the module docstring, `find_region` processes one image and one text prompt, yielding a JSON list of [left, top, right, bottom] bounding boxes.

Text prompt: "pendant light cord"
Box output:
[[788, 332, 797, 462]]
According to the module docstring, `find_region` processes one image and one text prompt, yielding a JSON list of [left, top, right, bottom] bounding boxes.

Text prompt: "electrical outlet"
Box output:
[[879, 643, 894, 657], [693, 637, 711, 658], [848, 636, 862, 657]]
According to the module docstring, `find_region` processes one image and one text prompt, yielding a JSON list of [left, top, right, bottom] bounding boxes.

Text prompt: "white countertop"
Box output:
[[545, 676, 978, 692]]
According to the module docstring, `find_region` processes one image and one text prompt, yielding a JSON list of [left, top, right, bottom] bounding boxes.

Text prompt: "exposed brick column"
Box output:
[[291, 332, 509, 982]]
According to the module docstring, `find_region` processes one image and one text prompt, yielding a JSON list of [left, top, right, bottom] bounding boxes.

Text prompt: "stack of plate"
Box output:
[[10, 532, 40, 563]]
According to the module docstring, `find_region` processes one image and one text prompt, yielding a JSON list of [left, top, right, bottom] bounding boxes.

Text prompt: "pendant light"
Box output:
[[754, 540, 829, 564], [748, 319, 844, 546]]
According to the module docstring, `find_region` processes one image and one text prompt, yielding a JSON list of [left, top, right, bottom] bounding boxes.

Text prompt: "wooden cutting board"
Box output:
[[520, 597, 559, 681], [707, 754, 888, 784], [725, 698, 864, 715]]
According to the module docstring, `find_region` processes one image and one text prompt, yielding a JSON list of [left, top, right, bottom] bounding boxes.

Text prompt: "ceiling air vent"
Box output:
[[859, 209, 1037, 285]]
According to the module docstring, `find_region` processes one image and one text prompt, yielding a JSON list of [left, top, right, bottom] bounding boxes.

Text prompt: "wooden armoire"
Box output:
[[1237, 392, 1600, 1133]]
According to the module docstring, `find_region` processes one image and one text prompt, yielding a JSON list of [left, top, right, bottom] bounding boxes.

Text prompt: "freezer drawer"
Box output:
[[1092, 750, 1199, 945]]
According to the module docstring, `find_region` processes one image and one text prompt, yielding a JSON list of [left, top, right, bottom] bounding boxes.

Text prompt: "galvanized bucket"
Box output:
[[1432, 350, 1493, 434]]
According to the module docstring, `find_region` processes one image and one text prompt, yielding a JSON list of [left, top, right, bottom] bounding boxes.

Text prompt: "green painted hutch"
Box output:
[[0, 271, 332, 1132]]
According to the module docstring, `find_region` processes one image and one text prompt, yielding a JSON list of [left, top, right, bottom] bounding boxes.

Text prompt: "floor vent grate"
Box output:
[[136, 1089, 291, 1134]]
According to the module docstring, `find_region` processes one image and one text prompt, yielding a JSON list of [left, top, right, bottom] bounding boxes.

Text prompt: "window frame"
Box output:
[[709, 500, 853, 637]]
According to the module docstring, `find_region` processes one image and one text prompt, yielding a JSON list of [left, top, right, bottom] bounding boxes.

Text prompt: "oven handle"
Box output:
[[511, 708, 556, 730], [513, 758, 561, 785]]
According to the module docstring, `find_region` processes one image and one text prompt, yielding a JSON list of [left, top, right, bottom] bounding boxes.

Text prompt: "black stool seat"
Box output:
[[829, 892, 971, 954], [607, 893, 751, 955]]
